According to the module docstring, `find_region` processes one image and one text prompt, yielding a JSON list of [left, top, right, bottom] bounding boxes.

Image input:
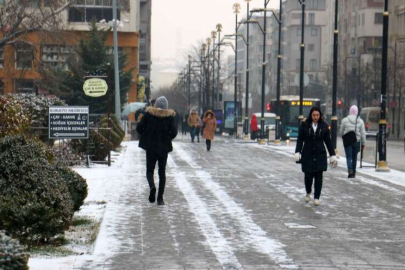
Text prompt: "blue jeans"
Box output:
[[344, 142, 360, 173], [190, 127, 196, 142]]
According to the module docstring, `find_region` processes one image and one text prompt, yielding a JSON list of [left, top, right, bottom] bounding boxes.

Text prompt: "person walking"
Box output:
[[195, 115, 202, 143], [187, 109, 201, 143], [340, 105, 366, 178], [250, 114, 259, 140], [202, 110, 217, 151], [295, 107, 337, 206], [182, 111, 188, 135], [136, 96, 178, 206]]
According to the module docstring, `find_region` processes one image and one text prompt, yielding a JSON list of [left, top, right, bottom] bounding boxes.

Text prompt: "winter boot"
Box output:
[[313, 199, 320, 206], [149, 187, 156, 203], [157, 189, 165, 205], [348, 170, 354, 178], [305, 194, 311, 203]]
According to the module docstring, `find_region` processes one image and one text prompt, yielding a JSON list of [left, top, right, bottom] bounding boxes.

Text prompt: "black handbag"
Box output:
[[342, 117, 358, 148]]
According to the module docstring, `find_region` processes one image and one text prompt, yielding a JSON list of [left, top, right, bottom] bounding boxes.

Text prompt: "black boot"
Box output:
[[157, 189, 165, 205], [149, 187, 156, 203]]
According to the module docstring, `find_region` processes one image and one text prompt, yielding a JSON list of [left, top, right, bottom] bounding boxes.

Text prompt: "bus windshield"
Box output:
[[288, 106, 312, 123]]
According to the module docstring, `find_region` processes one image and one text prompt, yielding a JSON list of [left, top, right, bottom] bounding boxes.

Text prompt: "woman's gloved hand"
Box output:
[[330, 155, 338, 168], [294, 152, 301, 162]]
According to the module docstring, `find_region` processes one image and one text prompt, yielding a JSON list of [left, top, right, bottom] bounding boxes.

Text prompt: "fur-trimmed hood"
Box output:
[[146, 106, 176, 118], [204, 110, 216, 119]]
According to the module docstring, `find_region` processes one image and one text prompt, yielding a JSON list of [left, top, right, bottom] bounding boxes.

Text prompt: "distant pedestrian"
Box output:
[[174, 110, 181, 131], [202, 110, 217, 151], [250, 114, 259, 140], [340, 105, 366, 178], [182, 111, 188, 135], [136, 96, 178, 206], [295, 107, 337, 206], [195, 115, 202, 143], [187, 109, 201, 143]]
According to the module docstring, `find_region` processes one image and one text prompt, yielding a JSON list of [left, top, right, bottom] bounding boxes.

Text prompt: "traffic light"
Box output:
[[266, 103, 271, 112], [337, 100, 343, 108]]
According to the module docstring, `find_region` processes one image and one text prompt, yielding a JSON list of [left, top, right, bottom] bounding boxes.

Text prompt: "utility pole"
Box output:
[[298, 0, 306, 124], [112, 0, 121, 119], [331, 0, 339, 152]]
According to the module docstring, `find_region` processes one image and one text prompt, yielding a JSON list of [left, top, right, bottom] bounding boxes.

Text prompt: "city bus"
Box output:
[[270, 95, 320, 139]]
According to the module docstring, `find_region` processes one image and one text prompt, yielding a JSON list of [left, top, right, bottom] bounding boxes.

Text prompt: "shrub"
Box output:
[[0, 136, 73, 244], [50, 143, 84, 167], [0, 96, 30, 138], [10, 94, 67, 144], [0, 231, 29, 270], [57, 166, 88, 211]]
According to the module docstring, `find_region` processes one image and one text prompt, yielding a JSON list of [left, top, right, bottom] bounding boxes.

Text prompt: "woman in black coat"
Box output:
[[295, 107, 337, 206], [136, 96, 178, 206]]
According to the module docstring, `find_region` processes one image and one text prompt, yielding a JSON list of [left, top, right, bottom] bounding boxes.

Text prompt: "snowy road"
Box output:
[[30, 135, 405, 270]]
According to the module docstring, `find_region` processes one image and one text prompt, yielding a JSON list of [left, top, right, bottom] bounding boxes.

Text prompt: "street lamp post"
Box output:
[[377, 0, 390, 172], [112, 0, 121, 119], [201, 44, 207, 115], [206, 37, 212, 111], [233, 3, 241, 136], [274, 1, 283, 145], [211, 30, 217, 109], [216, 24, 222, 109], [188, 55, 192, 109], [244, 0, 252, 140], [249, 0, 271, 145], [331, 0, 338, 152], [298, 0, 306, 124]]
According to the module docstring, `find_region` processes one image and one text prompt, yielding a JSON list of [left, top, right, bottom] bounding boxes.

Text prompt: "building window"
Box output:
[[308, 44, 314, 51], [309, 13, 315, 25], [0, 48, 4, 69], [374, 13, 383, 24], [310, 59, 317, 70], [14, 79, 34, 94], [15, 44, 34, 70], [0, 80, 4, 95], [68, 0, 119, 23], [296, 59, 300, 70], [41, 45, 71, 70], [311, 28, 318, 36]]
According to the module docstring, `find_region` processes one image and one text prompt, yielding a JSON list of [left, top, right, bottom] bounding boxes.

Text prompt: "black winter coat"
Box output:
[[295, 121, 335, 173], [136, 107, 178, 154]]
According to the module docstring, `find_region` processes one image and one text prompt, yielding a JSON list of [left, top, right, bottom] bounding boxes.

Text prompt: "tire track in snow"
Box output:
[[173, 142, 298, 269], [168, 155, 244, 270]]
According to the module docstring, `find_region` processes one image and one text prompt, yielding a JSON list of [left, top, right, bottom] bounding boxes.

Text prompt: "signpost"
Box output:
[[49, 106, 89, 139], [83, 78, 108, 97]]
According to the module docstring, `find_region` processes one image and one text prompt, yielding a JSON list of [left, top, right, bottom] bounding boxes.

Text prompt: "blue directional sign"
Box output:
[[49, 106, 89, 139]]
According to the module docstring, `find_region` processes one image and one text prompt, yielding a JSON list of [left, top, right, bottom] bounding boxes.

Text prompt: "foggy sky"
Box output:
[[151, 0, 280, 63]]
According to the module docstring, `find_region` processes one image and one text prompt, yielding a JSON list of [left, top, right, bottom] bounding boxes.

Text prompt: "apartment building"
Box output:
[[138, 0, 152, 99], [338, 0, 383, 107], [282, 0, 329, 102], [0, 0, 141, 107]]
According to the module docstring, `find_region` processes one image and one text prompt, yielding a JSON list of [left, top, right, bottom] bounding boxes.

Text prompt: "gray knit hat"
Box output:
[[154, 96, 168, 110]]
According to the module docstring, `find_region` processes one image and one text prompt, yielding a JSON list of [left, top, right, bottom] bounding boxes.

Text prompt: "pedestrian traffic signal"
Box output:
[[337, 100, 342, 108], [266, 103, 271, 112]]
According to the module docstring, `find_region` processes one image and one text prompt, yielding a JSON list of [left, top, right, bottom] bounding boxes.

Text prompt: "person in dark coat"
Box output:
[[181, 111, 188, 135], [295, 107, 337, 206], [136, 96, 178, 206]]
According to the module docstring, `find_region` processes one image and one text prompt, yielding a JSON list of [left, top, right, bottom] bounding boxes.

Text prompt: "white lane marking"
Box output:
[[168, 156, 244, 270]]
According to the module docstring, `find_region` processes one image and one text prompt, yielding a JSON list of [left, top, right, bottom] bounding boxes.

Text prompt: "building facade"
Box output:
[[139, 0, 152, 100], [0, 0, 141, 108], [282, 0, 329, 102]]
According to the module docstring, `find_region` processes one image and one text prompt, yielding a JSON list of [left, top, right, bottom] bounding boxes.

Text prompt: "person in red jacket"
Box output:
[[250, 114, 259, 140]]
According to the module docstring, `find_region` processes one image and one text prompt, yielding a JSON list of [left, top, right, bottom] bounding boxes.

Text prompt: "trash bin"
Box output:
[[360, 132, 378, 168], [237, 122, 243, 138]]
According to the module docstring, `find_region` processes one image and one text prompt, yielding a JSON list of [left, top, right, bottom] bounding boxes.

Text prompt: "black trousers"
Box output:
[[206, 139, 211, 150], [305, 171, 323, 199], [146, 150, 168, 198]]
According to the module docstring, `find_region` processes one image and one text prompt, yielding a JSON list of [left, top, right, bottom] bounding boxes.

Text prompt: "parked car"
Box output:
[[359, 107, 390, 136]]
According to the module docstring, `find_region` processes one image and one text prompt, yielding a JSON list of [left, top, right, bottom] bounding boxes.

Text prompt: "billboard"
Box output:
[[224, 101, 241, 129]]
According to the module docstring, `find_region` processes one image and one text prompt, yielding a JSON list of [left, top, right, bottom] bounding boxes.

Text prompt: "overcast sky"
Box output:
[[151, 0, 280, 63]]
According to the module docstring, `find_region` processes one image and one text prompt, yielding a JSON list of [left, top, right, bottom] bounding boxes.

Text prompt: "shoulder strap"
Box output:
[[355, 116, 358, 133]]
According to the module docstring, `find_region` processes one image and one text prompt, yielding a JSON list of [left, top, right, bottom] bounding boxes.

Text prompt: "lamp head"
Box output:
[[211, 31, 217, 39], [202, 43, 207, 53], [206, 38, 211, 45], [233, 3, 241, 14], [188, 55, 192, 61], [216, 23, 223, 32]]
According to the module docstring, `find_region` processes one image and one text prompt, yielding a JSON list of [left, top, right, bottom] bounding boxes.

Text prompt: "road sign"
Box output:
[[294, 73, 309, 87], [49, 106, 89, 139], [83, 78, 108, 97]]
